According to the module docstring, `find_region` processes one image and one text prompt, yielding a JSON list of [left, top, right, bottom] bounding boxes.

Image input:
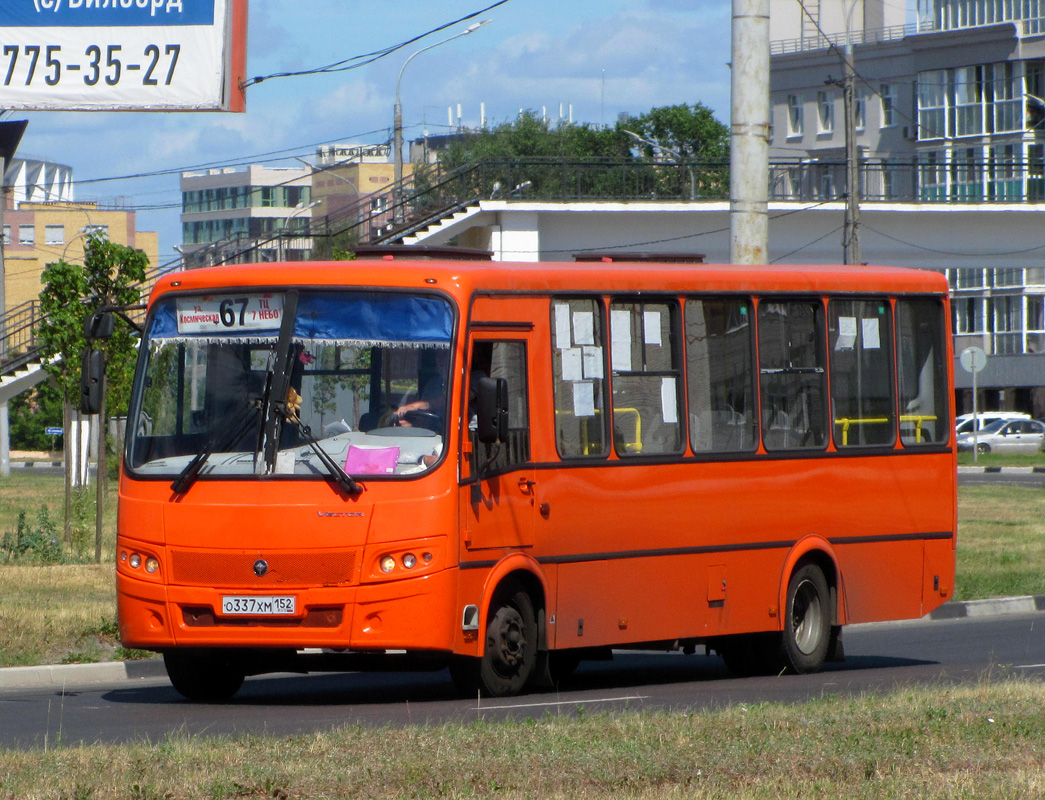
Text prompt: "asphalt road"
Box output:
[[1, 612, 1042, 750]]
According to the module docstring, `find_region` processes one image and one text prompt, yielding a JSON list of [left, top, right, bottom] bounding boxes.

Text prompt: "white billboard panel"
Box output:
[[0, 0, 246, 111]]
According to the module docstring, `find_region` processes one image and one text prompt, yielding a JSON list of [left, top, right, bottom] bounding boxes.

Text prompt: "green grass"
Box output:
[[956, 485, 1045, 600], [1, 680, 1045, 798], [958, 452, 1045, 467]]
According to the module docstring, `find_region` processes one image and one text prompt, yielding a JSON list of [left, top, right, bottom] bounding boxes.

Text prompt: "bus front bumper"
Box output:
[[117, 569, 458, 653]]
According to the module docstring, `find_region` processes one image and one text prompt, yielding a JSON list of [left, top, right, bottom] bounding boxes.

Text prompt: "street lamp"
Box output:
[[393, 20, 491, 220], [622, 128, 696, 200], [278, 200, 321, 262]]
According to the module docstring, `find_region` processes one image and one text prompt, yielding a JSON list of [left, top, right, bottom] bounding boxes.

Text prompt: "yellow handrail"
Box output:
[[833, 416, 890, 446], [900, 414, 937, 444]]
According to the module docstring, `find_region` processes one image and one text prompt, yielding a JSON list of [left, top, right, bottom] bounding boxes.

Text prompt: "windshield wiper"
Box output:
[[281, 388, 361, 495], [171, 399, 262, 495]]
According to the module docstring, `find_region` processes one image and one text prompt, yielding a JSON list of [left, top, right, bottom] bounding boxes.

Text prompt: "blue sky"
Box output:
[[13, 0, 733, 260]]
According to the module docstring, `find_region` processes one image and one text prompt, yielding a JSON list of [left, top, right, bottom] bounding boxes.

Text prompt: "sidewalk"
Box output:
[[1, 595, 1041, 691]]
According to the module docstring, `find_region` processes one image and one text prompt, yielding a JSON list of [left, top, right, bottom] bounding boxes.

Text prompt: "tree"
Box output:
[[617, 103, 730, 162], [38, 233, 148, 559], [617, 104, 731, 200]]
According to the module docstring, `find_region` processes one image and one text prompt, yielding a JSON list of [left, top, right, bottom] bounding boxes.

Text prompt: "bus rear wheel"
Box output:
[[163, 649, 245, 702], [781, 563, 832, 674]]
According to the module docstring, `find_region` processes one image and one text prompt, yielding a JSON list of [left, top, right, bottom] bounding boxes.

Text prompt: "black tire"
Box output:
[[976, 442, 990, 454], [781, 563, 832, 674], [163, 649, 245, 702], [475, 582, 538, 697]]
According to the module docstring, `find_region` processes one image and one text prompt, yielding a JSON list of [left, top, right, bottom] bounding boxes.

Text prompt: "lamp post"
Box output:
[[393, 20, 490, 221], [278, 200, 321, 262], [622, 128, 697, 199]]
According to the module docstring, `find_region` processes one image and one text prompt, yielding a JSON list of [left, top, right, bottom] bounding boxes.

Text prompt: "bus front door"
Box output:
[[460, 338, 536, 553]]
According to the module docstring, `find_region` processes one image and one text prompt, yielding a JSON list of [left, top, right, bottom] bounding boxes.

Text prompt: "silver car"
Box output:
[[956, 418, 1045, 454]]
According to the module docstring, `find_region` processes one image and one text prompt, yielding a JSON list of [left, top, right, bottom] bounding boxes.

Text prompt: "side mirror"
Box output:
[[85, 311, 115, 340], [80, 349, 104, 414], [475, 376, 508, 444]]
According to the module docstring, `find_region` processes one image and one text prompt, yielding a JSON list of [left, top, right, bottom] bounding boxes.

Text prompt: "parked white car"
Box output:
[[955, 411, 1030, 435], [956, 418, 1045, 454]]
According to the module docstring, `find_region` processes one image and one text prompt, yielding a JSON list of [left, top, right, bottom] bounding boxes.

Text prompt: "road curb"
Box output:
[[926, 594, 1045, 620], [1, 596, 1043, 691], [958, 466, 1045, 474], [0, 658, 166, 690]]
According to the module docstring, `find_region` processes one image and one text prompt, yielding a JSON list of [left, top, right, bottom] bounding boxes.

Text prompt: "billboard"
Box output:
[[0, 0, 247, 111]]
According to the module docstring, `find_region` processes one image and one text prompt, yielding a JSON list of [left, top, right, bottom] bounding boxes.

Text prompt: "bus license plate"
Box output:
[[220, 596, 296, 616]]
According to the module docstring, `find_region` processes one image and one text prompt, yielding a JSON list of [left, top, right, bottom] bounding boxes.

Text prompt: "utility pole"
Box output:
[[730, 0, 771, 264], [842, 44, 861, 265]]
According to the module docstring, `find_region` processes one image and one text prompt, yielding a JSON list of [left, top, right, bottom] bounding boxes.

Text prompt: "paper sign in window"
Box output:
[[561, 347, 583, 381], [835, 316, 857, 350], [554, 304, 571, 347], [644, 311, 663, 346], [573, 381, 596, 417], [661, 377, 678, 424], [611, 309, 632, 371], [582, 346, 604, 379], [573, 311, 595, 346], [862, 317, 881, 349]]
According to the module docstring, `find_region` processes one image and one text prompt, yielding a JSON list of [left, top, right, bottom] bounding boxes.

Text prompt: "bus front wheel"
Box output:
[[781, 563, 832, 674], [163, 649, 245, 702], [451, 582, 537, 697]]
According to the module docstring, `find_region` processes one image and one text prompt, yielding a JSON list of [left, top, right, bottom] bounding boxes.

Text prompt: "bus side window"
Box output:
[[609, 300, 684, 456], [758, 299, 828, 451], [551, 298, 609, 458], [828, 299, 895, 448], [897, 298, 948, 446], [686, 297, 758, 453]]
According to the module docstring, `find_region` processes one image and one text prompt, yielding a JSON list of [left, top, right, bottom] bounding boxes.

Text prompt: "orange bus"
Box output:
[[105, 255, 956, 701]]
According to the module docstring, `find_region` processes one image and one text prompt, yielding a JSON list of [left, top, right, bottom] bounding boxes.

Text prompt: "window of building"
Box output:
[[993, 268, 1024, 288], [955, 297, 985, 334], [918, 150, 948, 200], [954, 66, 984, 136], [992, 295, 1023, 354], [829, 299, 894, 448], [18, 224, 34, 246], [880, 83, 896, 128], [855, 90, 866, 131], [817, 91, 834, 134], [44, 225, 64, 246], [918, 71, 947, 140], [989, 144, 1022, 200], [989, 62, 1022, 132], [952, 146, 984, 201], [552, 298, 608, 458], [685, 297, 757, 453], [2, 225, 9, 245], [609, 300, 683, 456], [787, 94, 803, 136], [897, 298, 948, 445], [758, 299, 827, 451]]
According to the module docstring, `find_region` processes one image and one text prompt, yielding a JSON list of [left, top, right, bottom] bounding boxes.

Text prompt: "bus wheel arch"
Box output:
[[778, 542, 842, 673], [452, 560, 547, 697]]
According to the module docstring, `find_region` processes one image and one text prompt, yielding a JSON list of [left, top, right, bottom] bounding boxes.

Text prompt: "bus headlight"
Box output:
[[364, 539, 445, 583]]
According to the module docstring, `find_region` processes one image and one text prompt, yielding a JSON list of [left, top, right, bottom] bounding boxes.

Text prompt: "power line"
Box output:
[[241, 0, 511, 89]]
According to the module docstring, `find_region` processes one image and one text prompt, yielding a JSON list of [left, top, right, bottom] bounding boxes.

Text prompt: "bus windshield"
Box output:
[[126, 290, 454, 481]]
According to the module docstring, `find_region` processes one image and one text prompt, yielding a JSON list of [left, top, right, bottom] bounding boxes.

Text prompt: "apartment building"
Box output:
[[179, 164, 313, 266], [770, 0, 1045, 414]]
